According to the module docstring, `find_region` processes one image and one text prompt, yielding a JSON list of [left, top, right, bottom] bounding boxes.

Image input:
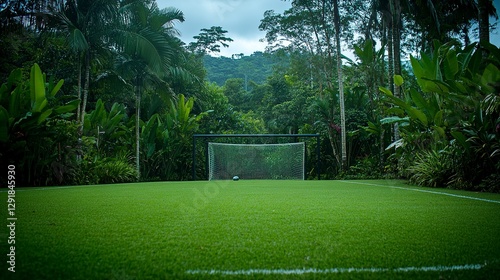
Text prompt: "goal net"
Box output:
[[208, 142, 305, 180]]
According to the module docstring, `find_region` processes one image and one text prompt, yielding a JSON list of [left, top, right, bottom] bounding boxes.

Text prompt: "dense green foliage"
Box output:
[[0, 64, 79, 186], [381, 41, 500, 191], [203, 51, 284, 86], [1, 0, 499, 190], [2, 180, 500, 278]]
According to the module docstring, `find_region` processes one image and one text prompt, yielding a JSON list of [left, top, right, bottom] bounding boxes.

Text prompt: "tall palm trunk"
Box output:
[[80, 50, 91, 129], [390, 0, 401, 141], [135, 76, 142, 181], [478, 0, 492, 59], [380, 17, 389, 172], [478, 0, 491, 46], [76, 56, 82, 123], [391, 0, 402, 94], [332, 0, 347, 171]]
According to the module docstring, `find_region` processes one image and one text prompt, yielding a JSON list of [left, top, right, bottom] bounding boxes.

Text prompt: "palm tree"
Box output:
[[113, 1, 186, 179], [332, 0, 347, 171], [477, 0, 498, 56], [49, 0, 119, 126], [389, 0, 402, 141]]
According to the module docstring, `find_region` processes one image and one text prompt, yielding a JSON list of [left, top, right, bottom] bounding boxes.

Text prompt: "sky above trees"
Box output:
[[156, 0, 291, 56], [158, 0, 500, 57]]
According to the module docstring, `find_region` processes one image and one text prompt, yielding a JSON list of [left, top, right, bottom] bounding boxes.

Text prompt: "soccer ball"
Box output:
[[232, 176, 239, 181]]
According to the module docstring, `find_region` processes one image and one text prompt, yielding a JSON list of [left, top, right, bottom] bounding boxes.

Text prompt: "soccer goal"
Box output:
[[192, 134, 320, 180], [208, 142, 305, 180]]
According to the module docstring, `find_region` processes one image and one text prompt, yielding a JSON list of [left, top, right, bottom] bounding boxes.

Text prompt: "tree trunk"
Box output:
[[391, 0, 402, 95], [76, 57, 82, 123], [478, 0, 490, 46], [135, 81, 141, 181], [379, 27, 388, 171], [390, 0, 401, 141], [387, 22, 394, 96], [379, 126, 385, 172], [328, 127, 341, 170], [80, 50, 90, 130], [332, 0, 347, 171], [478, 0, 491, 59]]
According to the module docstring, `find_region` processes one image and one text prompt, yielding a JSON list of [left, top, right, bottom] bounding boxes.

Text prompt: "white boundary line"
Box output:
[[340, 181, 500, 204], [186, 263, 485, 275], [0, 185, 99, 192]]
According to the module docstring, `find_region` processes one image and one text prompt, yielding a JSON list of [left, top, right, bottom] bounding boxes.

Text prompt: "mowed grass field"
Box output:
[[1, 180, 500, 279]]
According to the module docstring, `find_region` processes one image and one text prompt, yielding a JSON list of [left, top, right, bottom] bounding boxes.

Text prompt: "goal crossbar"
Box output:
[[192, 134, 320, 180]]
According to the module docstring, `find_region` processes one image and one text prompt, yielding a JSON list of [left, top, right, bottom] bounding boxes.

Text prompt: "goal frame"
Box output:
[[192, 134, 321, 180]]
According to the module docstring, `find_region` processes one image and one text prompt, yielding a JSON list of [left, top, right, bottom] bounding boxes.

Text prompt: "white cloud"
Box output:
[[217, 35, 268, 57]]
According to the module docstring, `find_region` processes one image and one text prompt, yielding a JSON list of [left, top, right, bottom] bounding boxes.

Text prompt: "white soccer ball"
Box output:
[[232, 176, 239, 181]]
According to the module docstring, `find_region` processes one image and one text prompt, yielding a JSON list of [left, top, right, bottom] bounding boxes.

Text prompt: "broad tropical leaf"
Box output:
[[30, 64, 47, 113]]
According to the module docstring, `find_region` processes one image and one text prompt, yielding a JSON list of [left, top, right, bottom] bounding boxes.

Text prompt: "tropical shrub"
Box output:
[[93, 158, 138, 184], [381, 41, 500, 192], [43, 119, 82, 185], [140, 94, 209, 181], [83, 99, 131, 157], [0, 64, 79, 186], [71, 152, 137, 185], [478, 172, 500, 193], [407, 149, 453, 188], [342, 156, 384, 180]]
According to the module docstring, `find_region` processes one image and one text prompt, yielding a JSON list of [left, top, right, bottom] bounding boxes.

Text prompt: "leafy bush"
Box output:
[[69, 140, 137, 185], [448, 144, 500, 192], [67, 159, 137, 186], [342, 156, 384, 179], [407, 149, 453, 188], [381, 42, 500, 192], [477, 173, 500, 193], [44, 119, 82, 185], [0, 64, 79, 186], [94, 159, 138, 184]]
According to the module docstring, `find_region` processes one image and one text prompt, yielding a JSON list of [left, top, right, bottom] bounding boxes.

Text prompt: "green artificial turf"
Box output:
[[1, 180, 500, 279]]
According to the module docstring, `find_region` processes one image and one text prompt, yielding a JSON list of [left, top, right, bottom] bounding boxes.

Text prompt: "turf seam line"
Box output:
[[185, 263, 485, 275], [340, 181, 500, 204]]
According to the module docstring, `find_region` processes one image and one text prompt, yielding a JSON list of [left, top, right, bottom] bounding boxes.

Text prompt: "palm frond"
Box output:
[[49, 4, 89, 52], [169, 66, 197, 85], [153, 7, 185, 33], [83, 0, 119, 28], [116, 28, 173, 74]]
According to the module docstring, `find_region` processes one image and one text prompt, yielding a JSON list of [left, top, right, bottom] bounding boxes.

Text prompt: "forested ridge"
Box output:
[[1, 0, 499, 192], [203, 52, 285, 86]]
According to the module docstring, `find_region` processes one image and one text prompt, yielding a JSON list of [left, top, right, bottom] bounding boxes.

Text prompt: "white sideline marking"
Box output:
[[186, 264, 484, 275], [0, 185, 94, 192], [341, 181, 500, 204]]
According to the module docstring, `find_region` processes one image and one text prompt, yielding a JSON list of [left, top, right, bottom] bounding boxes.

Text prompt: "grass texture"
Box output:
[[1, 180, 500, 279]]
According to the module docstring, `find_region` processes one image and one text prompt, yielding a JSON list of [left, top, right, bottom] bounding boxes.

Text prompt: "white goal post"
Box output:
[[208, 142, 305, 180], [192, 134, 321, 180]]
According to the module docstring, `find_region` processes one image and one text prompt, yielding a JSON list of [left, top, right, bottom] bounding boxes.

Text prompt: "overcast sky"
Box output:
[[157, 0, 500, 58], [156, 0, 291, 57]]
